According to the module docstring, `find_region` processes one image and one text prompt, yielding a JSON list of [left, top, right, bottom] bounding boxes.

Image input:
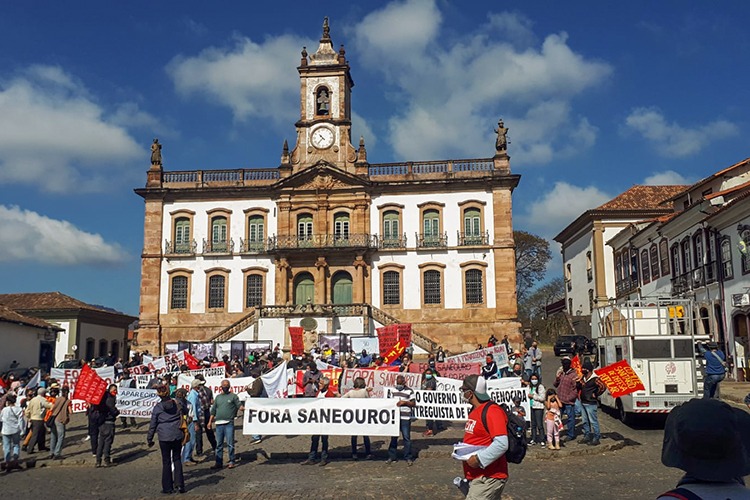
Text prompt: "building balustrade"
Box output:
[[457, 231, 490, 247], [378, 234, 407, 249], [267, 233, 378, 251], [164, 239, 197, 255], [416, 232, 448, 249], [239, 238, 268, 254], [202, 238, 235, 255], [671, 262, 719, 294]]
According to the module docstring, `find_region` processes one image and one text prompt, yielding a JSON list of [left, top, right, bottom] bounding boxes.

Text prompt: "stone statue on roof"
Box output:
[[494, 119, 508, 152], [150, 138, 162, 164]]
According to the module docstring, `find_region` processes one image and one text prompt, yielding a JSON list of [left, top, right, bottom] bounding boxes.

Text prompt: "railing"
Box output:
[[209, 309, 258, 343], [164, 239, 197, 255], [239, 238, 268, 254], [162, 168, 279, 187], [416, 232, 448, 249], [671, 262, 719, 294], [615, 277, 638, 296], [378, 234, 407, 249], [457, 231, 489, 246], [368, 158, 494, 177], [268, 233, 377, 250], [202, 238, 235, 255]]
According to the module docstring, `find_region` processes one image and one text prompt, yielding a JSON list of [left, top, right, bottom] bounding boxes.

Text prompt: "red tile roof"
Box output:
[[0, 292, 112, 314], [595, 185, 687, 211], [0, 304, 62, 331]]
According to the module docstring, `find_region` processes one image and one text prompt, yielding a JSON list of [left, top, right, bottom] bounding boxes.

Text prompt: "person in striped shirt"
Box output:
[[386, 375, 416, 466]]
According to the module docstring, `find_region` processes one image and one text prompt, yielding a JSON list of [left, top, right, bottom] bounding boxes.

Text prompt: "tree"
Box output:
[[518, 278, 567, 343], [514, 230, 552, 302]]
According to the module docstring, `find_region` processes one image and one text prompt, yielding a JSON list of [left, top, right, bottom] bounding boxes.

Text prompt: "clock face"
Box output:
[[311, 127, 334, 149]]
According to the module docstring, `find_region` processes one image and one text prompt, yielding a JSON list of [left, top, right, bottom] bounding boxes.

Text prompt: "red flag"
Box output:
[[595, 360, 645, 398], [289, 327, 305, 355], [0, 377, 7, 390], [73, 364, 108, 405], [570, 355, 583, 378], [377, 324, 399, 357], [396, 323, 412, 346], [183, 351, 200, 370]]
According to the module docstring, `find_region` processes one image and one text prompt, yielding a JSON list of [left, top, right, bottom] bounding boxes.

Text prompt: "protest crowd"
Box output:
[[2, 329, 749, 499]]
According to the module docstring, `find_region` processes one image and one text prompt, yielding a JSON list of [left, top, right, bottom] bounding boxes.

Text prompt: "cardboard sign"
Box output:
[[486, 385, 531, 422], [73, 365, 109, 405], [243, 397, 400, 437], [446, 345, 509, 369], [340, 368, 421, 398], [409, 362, 481, 380], [116, 388, 160, 418], [596, 360, 645, 398], [407, 390, 471, 421]]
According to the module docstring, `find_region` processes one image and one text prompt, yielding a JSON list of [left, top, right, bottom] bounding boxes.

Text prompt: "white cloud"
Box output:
[[351, 1, 612, 162], [351, 111, 377, 149], [625, 107, 738, 157], [486, 12, 536, 48], [642, 170, 691, 185], [166, 34, 309, 125], [0, 205, 128, 265], [0, 65, 147, 193], [522, 182, 612, 238]]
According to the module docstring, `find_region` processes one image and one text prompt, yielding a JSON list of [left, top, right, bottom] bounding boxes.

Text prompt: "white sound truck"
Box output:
[[591, 298, 709, 424]]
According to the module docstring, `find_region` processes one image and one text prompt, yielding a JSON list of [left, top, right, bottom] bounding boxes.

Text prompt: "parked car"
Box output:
[[56, 359, 83, 369], [554, 335, 594, 356]]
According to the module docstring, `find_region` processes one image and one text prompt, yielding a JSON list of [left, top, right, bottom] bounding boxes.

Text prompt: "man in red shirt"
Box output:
[[459, 374, 508, 499]]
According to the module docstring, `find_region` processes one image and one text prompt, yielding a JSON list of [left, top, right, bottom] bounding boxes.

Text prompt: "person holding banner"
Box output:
[[459, 374, 509, 499], [301, 376, 335, 466], [482, 355, 499, 380], [341, 376, 374, 460], [386, 375, 416, 466], [147, 385, 186, 495]]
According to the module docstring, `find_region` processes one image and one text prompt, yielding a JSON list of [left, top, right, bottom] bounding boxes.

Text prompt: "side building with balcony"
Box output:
[[607, 157, 750, 379], [553, 185, 685, 318], [134, 21, 521, 354]]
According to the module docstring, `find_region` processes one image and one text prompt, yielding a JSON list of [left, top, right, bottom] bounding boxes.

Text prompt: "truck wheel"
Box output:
[[616, 398, 632, 425]]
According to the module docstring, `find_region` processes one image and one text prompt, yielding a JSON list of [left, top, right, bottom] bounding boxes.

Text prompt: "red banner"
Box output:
[[595, 360, 645, 398], [396, 323, 412, 346], [571, 355, 583, 378], [290, 327, 304, 356], [382, 339, 406, 365], [72, 364, 108, 405], [182, 351, 200, 370], [377, 324, 399, 357]]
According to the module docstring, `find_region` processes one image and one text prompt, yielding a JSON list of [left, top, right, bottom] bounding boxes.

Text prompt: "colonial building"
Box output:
[[0, 304, 61, 371], [135, 19, 521, 355]]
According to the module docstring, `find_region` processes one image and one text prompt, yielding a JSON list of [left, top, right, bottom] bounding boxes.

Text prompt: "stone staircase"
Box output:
[[206, 303, 440, 354]]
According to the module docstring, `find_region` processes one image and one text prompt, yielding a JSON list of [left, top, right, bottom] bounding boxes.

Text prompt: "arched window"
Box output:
[[211, 216, 228, 252], [111, 340, 119, 361], [671, 244, 681, 276], [383, 270, 400, 305], [332, 271, 353, 304], [693, 232, 704, 270], [586, 251, 593, 282], [681, 238, 691, 272], [464, 208, 481, 242], [85, 338, 95, 361], [174, 217, 191, 253], [422, 209, 440, 246], [294, 272, 315, 305], [171, 275, 188, 310], [248, 215, 264, 244], [721, 237, 733, 280], [465, 269, 483, 304], [246, 274, 263, 308], [641, 249, 651, 284], [650, 245, 660, 280], [208, 275, 226, 309], [334, 212, 350, 241], [383, 211, 400, 246], [98, 339, 108, 358], [315, 86, 331, 115], [588, 289, 594, 312], [423, 269, 442, 305], [659, 239, 670, 276]]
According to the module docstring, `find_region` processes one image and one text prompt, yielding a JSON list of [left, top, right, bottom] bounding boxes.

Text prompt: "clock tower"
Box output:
[[291, 17, 358, 172]]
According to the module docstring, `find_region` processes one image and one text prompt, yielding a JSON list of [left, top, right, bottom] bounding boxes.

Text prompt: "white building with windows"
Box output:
[[135, 20, 521, 355]]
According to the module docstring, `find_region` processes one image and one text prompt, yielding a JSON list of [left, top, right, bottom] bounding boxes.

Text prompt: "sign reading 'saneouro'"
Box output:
[[243, 398, 399, 436]]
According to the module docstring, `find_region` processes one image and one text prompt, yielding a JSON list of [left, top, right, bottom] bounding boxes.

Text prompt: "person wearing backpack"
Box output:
[[459, 374, 509, 499]]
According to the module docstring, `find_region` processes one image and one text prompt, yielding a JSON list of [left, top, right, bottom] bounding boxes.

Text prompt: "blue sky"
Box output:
[[1, 1, 748, 315]]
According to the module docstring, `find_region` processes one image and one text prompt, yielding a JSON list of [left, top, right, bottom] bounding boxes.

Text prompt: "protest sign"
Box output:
[[51, 366, 115, 413], [486, 385, 531, 422], [116, 388, 160, 418], [128, 358, 167, 375], [261, 362, 293, 398], [571, 355, 583, 378], [350, 336, 379, 356], [595, 360, 645, 398], [399, 390, 471, 421], [436, 376, 463, 392], [377, 324, 399, 357], [409, 362, 480, 380], [243, 397, 399, 436], [382, 339, 407, 365], [201, 376, 255, 401], [340, 368, 421, 398], [446, 345, 509, 369], [73, 365, 109, 405], [396, 324, 412, 347], [290, 327, 304, 356]]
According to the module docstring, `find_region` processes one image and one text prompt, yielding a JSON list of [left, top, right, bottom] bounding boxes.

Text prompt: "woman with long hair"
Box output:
[[147, 385, 185, 494]]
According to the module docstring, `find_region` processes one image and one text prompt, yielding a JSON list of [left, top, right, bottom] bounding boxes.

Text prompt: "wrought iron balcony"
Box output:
[[615, 276, 638, 296], [267, 233, 378, 251], [164, 239, 197, 256], [416, 232, 448, 249], [239, 238, 268, 254], [378, 234, 407, 249], [457, 231, 490, 247], [202, 238, 235, 255], [671, 262, 719, 295]]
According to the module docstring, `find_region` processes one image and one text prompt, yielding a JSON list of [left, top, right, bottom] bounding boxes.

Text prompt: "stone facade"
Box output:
[[134, 20, 521, 354]]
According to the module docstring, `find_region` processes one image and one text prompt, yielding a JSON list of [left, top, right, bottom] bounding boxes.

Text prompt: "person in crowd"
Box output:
[[342, 376, 373, 460], [421, 368, 440, 437], [208, 379, 241, 470], [528, 373, 546, 446], [529, 342, 542, 380], [48, 386, 71, 459], [545, 388, 562, 450], [24, 387, 52, 454], [147, 385, 185, 495], [510, 395, 526, 422], [358, 350, 372, 367], [427, 353, 437, 371], [86, 402, 100, 455], [118, 369, 137, 429], [658, 398, 750, 499], [301, 376, 335, 466], [436, 346, 446, 363], [522, 348, 534, 380], [193, 374, 215, 456], [387, 374, 416, 466], [487, 335, 498, 347], [698, 342, 727, 399], [182, 382, 203, 466], [459, 374, 509, 499], [1, 393, 24, 469], [553, 357, 579, 443], [509, 362, 529, 385], [745, 392, 750, 409], [398, 354, 412, 373], [577, 360, 606, 446], [243, 370, 266, 445], [481, 355, 499, 380], [95, 384, 120, 467], [302, 361, 322, 398]]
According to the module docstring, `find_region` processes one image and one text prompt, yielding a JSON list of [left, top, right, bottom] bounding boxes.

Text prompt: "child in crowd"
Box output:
[[545, 388, 562, 450], [510, 395, 526, 421]]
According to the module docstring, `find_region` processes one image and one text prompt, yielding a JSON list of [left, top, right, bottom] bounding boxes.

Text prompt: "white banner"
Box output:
[[51, 366, 116, 413], [407, 390, 471, 421], [194, 376, 255, 401], [341, 368, 421, 398], [116, 388, 160, 418], [243, 397, 399, 436], [487, 385, 531, 422], [436, 376, 521, 393], [134, 374, 159, 389], [128, 358, 167, 375], [261, 362, 292, 398], [436, 376, 463, 392], [350, 337, 380, 356], [174, 367, 230, 391], [446, 345, 509, 369]]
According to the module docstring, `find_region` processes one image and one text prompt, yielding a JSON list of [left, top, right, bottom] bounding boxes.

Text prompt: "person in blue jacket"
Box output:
[[698, 342, 726, 399]]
